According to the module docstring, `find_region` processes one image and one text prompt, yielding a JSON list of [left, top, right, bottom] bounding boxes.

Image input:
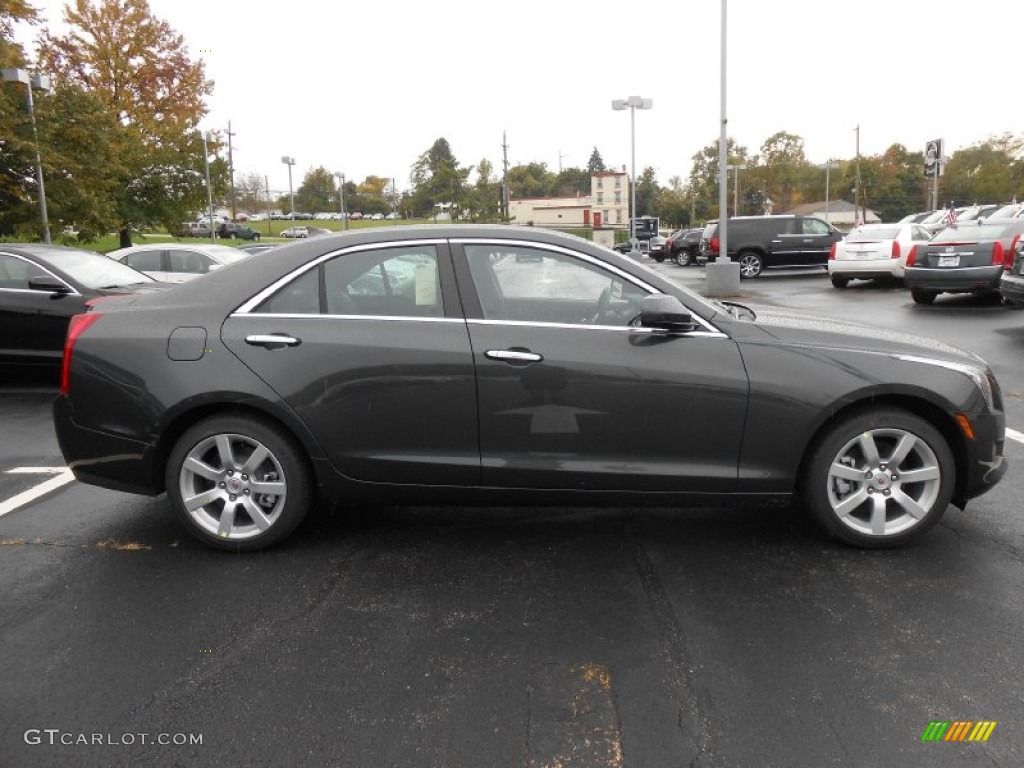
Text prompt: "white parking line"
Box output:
[[1007, 428, 1024, 445], [0, 467, 75, 518]]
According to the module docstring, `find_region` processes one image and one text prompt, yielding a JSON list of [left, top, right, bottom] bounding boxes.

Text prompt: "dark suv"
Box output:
[[700, 215, 844, 278], [218, 222, 261, 241], [666, 227, 704, 266]]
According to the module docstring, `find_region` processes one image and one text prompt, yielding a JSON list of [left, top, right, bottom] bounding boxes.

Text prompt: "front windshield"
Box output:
[[36, 248, 155, 289]]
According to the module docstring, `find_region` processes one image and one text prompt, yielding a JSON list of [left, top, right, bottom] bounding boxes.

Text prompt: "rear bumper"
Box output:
[[53, 396, 161, 495], [829, 258, 903, 278], [905, 265, 1003, 293]]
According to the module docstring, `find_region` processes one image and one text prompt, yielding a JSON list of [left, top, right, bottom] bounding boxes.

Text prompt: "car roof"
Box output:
[[109, 243, 245, 256]]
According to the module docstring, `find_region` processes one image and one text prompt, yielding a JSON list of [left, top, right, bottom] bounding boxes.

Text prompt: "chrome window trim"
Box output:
[[234, 239, 448, 315], [229, 313, 462, 324], [454, 237, 722, 334], [0, 251, 80, 296], [467, 318, 727, 338]]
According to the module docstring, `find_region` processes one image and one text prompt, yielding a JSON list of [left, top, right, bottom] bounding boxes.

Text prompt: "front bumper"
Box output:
[[999, 272, 1024, 303], [955, 409, 1008, 505], [905, 265, 1003, 293], [53, 396, 161, 496]]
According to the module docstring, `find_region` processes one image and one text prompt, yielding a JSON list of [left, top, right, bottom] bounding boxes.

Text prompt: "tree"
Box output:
[[295, 166, 335, 214], [37, 0, 216, 245], [464, 157, 500, 222], [587, 147, 606, 174], [687, 137, 748, 221], [408, 138, 471, 220], [505, 162, 554, 199], [635, 166, 659, 219], [759, 131, 811, 212], [552, 167, 590, 197], [235, 171, 266, 216]]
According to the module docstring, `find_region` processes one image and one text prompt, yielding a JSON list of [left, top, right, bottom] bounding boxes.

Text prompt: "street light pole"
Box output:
[[281, 156, 296, 220], [727, 163, 747, 216], [334, 171, 347, 230], [611, 95, 653, 251], [201, 131, 215, 243], [817, 160, 839, 224], [3, 68, 51, 243]]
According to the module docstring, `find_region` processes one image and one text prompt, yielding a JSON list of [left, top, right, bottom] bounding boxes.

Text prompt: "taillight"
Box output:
[[829, 242, 836, 260], [906, 245, 918, 267], [710, 236, 720, 254], [61, 313, 102, 396], [992, 241, 1004, 266], [891, 240, 901, 259], [1006, 235, 1020, 267]]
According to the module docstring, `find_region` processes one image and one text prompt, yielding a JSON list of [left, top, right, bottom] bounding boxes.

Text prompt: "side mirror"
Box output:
[[640, 294, 696, 333], [28, 275, 72, 295]]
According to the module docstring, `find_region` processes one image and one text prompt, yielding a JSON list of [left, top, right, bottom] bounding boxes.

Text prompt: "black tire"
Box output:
[[911, 288, 936, 305], [673, 249, 692, 267], [737, 250, 763, 279], [654, 255, 665, 263], [801, 408, 955, 548], [253, 233, 260, 241], [165, 414, 313, 551], [831, 275, 850, 289]]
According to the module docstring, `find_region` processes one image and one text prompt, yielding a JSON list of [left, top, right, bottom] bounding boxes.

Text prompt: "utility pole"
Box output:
[[558, 149, 569, 174], [854, 125, 863, 225], [501, 131, 510, 220], [226, 120, 237, 220], [264, 175, 271, 236]]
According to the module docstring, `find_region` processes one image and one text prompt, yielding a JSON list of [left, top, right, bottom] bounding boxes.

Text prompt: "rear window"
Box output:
[[848, 225, 900, 241], [931, 223, 1011, 243]]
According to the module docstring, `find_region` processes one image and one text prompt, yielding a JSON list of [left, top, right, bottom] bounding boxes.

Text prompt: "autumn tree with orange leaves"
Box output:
[[37, 0, 218, 246]]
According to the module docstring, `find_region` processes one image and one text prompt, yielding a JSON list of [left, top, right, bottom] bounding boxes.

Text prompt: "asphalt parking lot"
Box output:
[[2, 265, 1022, 767]]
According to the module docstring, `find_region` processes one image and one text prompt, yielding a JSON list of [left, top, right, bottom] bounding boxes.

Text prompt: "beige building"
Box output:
[[507, 170, 631, 231]]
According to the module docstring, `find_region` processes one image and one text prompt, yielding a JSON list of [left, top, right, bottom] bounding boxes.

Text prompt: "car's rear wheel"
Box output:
[[801, 408, 954, 548], [737, 251, 763, 279], [674, 249, 692, 267], [911, 288, 936, 305], [165, 414, 312, 551], [831, 275, 850, 289]]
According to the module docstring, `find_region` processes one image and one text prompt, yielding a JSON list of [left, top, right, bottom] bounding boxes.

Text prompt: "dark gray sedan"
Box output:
[[905, 218, 1024, 304], [54, 226, 1007, 551]]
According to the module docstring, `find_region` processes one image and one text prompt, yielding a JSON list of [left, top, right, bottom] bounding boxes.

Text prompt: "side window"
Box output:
[[464, 245, 647, 327], [913, 226, 931, 241], [774, 219, 798, 235], [0, 254, 47, 289], [123, 251, 162, 272], [802, 218, 829, 235], [323, 245, 441, 317], [255, 267, 321, 314], [167, 250, 211, 274]]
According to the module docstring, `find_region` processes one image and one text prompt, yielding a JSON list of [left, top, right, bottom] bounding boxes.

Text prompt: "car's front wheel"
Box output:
[[801, 408, 954, 548], [165, 414, 312, 551], [674, 249, 692, 267]]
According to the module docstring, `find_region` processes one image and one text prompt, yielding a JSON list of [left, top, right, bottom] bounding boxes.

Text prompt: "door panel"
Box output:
[[222, 244, 479, 486]]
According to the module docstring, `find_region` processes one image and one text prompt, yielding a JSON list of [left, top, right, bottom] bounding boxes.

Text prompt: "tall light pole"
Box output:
[[719, 0, 729, 258], [281, 156, 296, 220], [611, 95, 653, 250], [817, 160, 839, 224], [200, 130, 215, 243], [334, 171, 347, 230], [727, 163, 746, 216], [3, 68, 52, 244]]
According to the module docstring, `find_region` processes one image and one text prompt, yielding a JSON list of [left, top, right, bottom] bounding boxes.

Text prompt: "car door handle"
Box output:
[[485, 349, 543, 363], [245, 334, 301, 347]]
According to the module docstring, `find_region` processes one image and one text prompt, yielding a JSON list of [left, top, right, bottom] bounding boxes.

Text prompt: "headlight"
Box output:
[[892, 354, 996, 410]]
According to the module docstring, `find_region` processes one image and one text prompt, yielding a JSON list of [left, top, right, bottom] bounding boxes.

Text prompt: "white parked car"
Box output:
[[107, 243, 250, 283], [828, 222, 932, 287], [280, 226, 309, 239]]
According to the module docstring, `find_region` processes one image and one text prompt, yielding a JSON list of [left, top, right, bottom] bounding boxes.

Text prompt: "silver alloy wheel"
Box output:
[[178, 433, 287, 541], [825, 427, 942, 537], [738, 253, 762, 278]]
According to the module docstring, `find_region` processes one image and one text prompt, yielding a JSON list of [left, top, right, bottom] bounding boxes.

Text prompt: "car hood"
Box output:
[[742, 304, 984, 366]]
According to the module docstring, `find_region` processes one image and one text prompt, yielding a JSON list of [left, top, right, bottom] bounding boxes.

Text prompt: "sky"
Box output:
[[14, 0, 1024, 199]]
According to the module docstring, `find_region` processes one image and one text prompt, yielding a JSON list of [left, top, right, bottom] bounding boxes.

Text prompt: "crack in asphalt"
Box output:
[[627, 522, 714, 767]]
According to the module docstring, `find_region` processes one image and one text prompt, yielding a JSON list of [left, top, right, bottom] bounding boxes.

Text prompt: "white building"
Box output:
[[507, 170, 631, 232]]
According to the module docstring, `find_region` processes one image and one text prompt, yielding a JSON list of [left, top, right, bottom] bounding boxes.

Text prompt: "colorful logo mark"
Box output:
[[921, 721, 997, 742]]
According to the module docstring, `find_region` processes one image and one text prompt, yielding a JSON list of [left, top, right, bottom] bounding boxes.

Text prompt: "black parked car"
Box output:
[[904, 218, 1024, 304], [700, 215, 845, 278], [54, 226, 1007, 551], [666, 227, 704, 266], [999, 239, 1024, 305], [0, 244, 163, 370], [218, 222, 261, 241]]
